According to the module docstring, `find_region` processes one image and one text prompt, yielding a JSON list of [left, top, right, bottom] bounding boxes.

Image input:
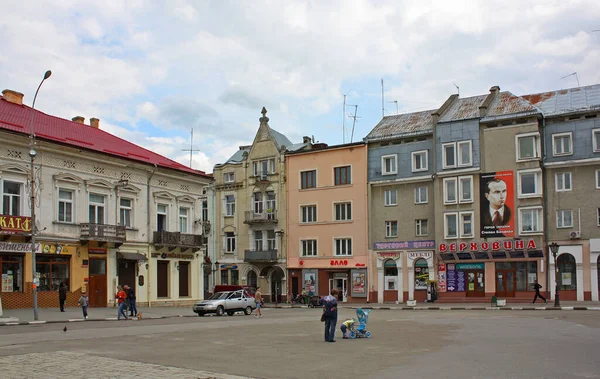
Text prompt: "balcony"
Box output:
[[244, 249, 278, 262], [80, 223, 126, 247], [153, 231, 204, 252], [253, 170, 272, 182], [244, 210, 277, 224]]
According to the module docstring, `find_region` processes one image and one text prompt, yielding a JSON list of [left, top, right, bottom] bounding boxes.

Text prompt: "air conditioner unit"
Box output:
[[569, 231, 581, 239]]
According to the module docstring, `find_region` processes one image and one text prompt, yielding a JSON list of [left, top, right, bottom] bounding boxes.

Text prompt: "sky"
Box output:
[[1, 1, 599, 174]]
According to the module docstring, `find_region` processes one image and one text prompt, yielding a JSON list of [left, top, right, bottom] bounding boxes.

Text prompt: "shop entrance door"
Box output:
[[329, 278, 347, 302], [118, 259, 136, 295], [89, 258, 107, 308], [465, 270, 485, 297], [496, 270, 516, 297]]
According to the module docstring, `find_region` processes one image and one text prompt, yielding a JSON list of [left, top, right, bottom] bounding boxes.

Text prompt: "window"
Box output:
[[516, 133, 540, 160], [225, 195, 235, 216], [335, 202, 352, 221], [412, 150, 428, 172], [254, 230, 263, 251], [385, 221, 398, 238], [518, 169, 542, 197], [58, 189, 74, 223], [2, 181, 21, 216], [253, 192, 264, 214], [593, 129, 600, 152], [88, 193, 105, 224], [557, 254, 577, 291], [598, 208, 600, 226], [253, 159, 275, 179], [267, 230, 276, 250], [334, 166, 351, 185], [384, 189, 397, 206], [460, 211, 474, 237], [231, 270, 239, 285], [519, 207, 543, 234], [414, 186, 428, 204], [442, 143, 456, 169], [301, 239, 317, 256], [415, 219, 428, 236], [457, 141, 472, 167], [179, 207, 189, 233], [552, 132, 573, 156], [221, 269, 229, 285], [556, 210, 573, 228], [225, 232, 236, 252], [202, 200, 208, 222], [443, 178, 457, 204], [555, 172, 572, 192], [300, 170, 317, 189], [335, 238, 352, 256], [119, 198, 132, 227], [266, 191, 276, 219], [157, 203, 168, 231], [459, 176, 473, 203], [444, 213, 458, 239], [223, 172, 235, 183], [501, 262, 538, 291], [381, 154, 397, 175], [36, 256, 69, 292], [301, 205, 317, 223], [0, 255, 24, 292]]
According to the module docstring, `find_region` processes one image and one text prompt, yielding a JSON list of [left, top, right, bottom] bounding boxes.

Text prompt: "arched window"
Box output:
[[384, 260, 397, 290], [414, 258, 429, 290], [247, 270, 258, 289], [557, 253, 576, 291]]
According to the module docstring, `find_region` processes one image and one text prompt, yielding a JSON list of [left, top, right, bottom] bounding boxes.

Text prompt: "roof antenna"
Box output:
[[347, 105, 361, 143], [381, 79, 385, 117], [560, 72, 580, 88], [388, 100, 399, 115], [340, 90, 351, 144], [181, 128, 201, 168], [453, 83, 460, 97]]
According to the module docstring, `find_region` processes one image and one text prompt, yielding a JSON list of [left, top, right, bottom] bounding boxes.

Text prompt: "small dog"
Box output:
[[136, 312, 143, 320]]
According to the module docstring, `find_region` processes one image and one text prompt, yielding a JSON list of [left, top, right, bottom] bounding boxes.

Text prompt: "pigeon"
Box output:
[[63, 326, 67, 332]]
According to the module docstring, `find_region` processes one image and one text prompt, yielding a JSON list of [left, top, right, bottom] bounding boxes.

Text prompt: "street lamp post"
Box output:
[[29, 70, 52, 321], [549, 242, 560, 308], [213, 261, 219, 290]]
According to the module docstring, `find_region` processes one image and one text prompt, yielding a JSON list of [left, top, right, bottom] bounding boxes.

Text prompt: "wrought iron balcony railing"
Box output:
[[244, 210, 277, 224], [244, 249, 278, 262], [80, 223, 126, 246]]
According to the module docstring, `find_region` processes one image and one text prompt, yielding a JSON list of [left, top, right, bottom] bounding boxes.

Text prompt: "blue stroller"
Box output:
[[349, 308, 371, 339]]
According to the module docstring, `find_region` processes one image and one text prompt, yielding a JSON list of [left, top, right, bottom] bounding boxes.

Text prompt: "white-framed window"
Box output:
[[414, 186, 428, 204], [519, 206, 543, 234], [267, 230, 276, 250], [225, 195, 235, 216], [556, 210, 573, 228], [301, 239, 317, 256], [596, 170, 600, 189], [253, 159, 275, 179], [334, 238, 352, 256], [385, 221, 398, 238], [443, 178, 457, 204], [254, 230, 263, 251], [381, 154, 397, 175], [334, 202, 352, 221], [300, 170, 317, 189], [415, 219, 428, 236], [552, 132, 573, 156], [58, 188, 74, 223], [555, 172, 572, 192], [266, 191, 276, 219], [223, 172, 235, 183], [517, 169, 542, 197], [442, 143, 456, 169], [460, 211, 474, 237], [88, 193, 106, 224], [179, 207, 189, 233], [253, 192, 264, 214], [457, 140, 473, 167], [301, 205, 317, 223], [2, 180, 22, 216], [444, 212, 458, 239], [458, 175, 473, 203], [384, 189, 397, 206], [516, 132, 541, 160], [157, 203, 168, 231], [119, 198, 132, 227], [225, 232, 236, 252], [412, 150, 428, 172], [597, 208, 600, 226], [593, 129, 600, 152]]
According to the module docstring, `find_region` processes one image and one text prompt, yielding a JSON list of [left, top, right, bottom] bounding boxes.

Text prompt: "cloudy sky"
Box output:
[[1, 1, 599, 173]]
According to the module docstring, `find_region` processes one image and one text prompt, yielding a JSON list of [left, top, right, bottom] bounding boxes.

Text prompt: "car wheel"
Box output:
[[197, 312, 205, 317], [244, 306, 253, 315], [227, 311, 234, 316], [216, 306, 225, 316]]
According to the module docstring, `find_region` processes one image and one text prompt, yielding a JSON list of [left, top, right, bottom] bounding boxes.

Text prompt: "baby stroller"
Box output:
[[307, 296, 321, 308], [348, 308, 371, 339]]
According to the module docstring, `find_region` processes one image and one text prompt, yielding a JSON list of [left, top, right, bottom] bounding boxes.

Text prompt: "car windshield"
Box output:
[[208, 292, 230, 300]]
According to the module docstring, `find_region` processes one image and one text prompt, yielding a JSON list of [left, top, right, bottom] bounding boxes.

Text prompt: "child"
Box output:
[[78, 292, 89, 320], [340, 318, 355, 339]]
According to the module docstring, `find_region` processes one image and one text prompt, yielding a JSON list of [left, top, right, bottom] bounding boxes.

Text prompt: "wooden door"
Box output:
[[496, 270, 516, 297], [291, 277, 299, 299], [466, 270, 485, 297], [89, 258, 107, 307], [179, 261, 189, 297], [157, 260, 169, 298], [118, 259, 136, 294]]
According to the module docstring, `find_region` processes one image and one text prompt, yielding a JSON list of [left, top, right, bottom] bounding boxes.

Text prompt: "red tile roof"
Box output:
[[0, 96, 212, 178]]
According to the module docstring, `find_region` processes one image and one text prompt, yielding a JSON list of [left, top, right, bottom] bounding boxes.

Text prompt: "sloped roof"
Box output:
[[438, 94, 488, 123], [521, 84, 600, 117], [364, 109, 435, 142], [270, 128, 293, 149], [481, 91, 540, 122], [0, 96, 211, 178], [223, 146, 250, 164]]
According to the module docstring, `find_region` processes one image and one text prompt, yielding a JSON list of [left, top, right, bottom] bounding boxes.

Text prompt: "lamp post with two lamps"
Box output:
[[549, 242, 561, 308]]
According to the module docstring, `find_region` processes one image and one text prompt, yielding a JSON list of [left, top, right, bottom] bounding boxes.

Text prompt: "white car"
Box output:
[[193, 290, 256, 317]]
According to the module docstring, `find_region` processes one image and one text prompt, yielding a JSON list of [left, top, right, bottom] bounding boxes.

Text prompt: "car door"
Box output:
[[226, 290, 243, 310]]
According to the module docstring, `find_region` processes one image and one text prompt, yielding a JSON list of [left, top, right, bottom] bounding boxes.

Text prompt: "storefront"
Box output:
[[549, 244, 584, 302], [149, 250, 201, 306]]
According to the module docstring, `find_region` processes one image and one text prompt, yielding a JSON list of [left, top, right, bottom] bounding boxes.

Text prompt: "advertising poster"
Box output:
[[480, 170, 515, 238], [352, 271, 365, 294], [562, 272, 572, 286], [304, 272, 316, 294], [447, 267, 457, 292], [438, 264, 447, 292]]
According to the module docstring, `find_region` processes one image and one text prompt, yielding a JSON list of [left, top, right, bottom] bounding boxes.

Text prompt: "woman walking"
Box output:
[[320, 289, 339, 342], [58, 282, 67, 312], [116, 285, 129, 320]]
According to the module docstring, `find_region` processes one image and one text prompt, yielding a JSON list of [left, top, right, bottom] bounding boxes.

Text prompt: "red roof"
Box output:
[[0, 96, 212, 178]]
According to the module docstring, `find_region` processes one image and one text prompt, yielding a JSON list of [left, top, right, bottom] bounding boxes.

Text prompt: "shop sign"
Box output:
[[408, 252, 433, 260], [0, 242, 41, 253], [41, 244, 70, 254], [374, 240, 435, 250], [220, 264, 238, 270], [377, 252, 401, 260], [438, 264, 447, 292], [446, 268, 466, 292], [330, 259, 349, 266], [88, 248, 107, 254], [151, 252, 195, 260], [438, 239, 537, 252], [455, 263, 485, 270], [0, 215, 32, 233]]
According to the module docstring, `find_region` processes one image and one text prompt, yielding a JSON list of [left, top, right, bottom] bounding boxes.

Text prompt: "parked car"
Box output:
[[193, 290, 256, 317], [213, 285, 256, 298]]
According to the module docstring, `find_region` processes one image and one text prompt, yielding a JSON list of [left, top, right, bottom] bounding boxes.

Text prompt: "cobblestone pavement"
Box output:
[[0, 351, 251, 379]]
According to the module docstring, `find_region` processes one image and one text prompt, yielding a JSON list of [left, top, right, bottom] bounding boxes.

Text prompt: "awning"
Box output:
[[118, 252, 148, 261]]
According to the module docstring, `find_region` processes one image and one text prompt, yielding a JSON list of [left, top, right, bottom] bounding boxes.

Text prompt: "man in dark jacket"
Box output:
[[127, 285, 137, 317], [532, 281, 547, 304], [320, 289, 339, 342], [58, 282, 67, 312]]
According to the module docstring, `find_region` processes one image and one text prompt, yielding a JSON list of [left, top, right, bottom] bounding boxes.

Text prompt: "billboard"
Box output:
[[479, 171, 514, 238]]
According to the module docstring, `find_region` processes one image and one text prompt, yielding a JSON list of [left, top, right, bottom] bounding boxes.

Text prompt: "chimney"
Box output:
[[303, 136, 312, 144], [90, 118, 100, 129], [2, 89, 24, 105], [72, 116, 85, 124]]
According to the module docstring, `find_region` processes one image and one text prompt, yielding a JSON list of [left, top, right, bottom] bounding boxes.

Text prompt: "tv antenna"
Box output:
[[340, 90, 351, 143], [347, 105, 361, 143], [453, 83, 460, 96], [388, 100, 399, 115], [560, 72, 580, 88], [182, 128, 201, 168]]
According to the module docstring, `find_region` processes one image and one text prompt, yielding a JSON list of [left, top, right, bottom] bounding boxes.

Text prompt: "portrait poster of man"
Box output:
[[479, 171, 514, 238]]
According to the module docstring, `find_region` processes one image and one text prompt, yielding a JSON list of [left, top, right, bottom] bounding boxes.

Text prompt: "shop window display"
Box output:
[[557, 253, 576, 291], [414, 259, 429, 290], [36, 256, 70, 291], [1, 255, 24, 292]]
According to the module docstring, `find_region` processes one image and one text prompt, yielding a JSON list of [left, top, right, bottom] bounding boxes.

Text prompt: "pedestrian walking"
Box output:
[[532, 281, 547, 304], [116, 285, 129, 320], [58, 281, 67, 312], [78, 292, 89, 319], [254, 287, 263, 318], [320, 289, 339, 342], [127, 285, 137, 317]]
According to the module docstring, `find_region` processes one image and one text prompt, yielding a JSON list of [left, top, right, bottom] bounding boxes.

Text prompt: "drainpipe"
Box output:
[[541, 117, 550, 300], [147, 164, 158, 307]]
